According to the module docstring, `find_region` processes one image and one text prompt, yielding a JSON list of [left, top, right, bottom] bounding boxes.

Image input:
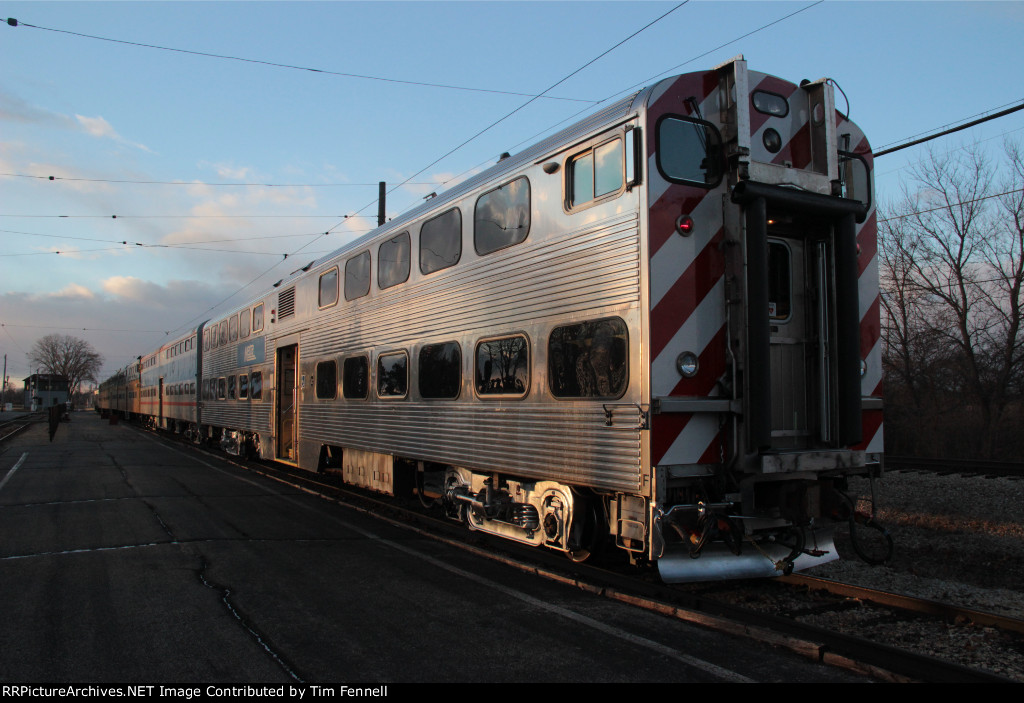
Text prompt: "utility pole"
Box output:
[[378, 181, 386, 227]]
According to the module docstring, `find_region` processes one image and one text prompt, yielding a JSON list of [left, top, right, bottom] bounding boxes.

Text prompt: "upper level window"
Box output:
[[319, 267, 340, 308], [420, 208, 462, 275], [378, 232, 411, 290], [240, 309, 251, 339], [229, 314, 238, 342], [570, 139, 623, 208], [656, 115, 722, 188], [548, 317, 629, 399], [475, 335, 529, 397], [218, 321, 228, 347], [474, 178, 530, 255], [252, 303, 264, 333], [345, 252, 371, 301]]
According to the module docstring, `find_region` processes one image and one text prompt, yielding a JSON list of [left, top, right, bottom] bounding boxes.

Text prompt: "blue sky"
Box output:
[[2, 1, 1023, 383]]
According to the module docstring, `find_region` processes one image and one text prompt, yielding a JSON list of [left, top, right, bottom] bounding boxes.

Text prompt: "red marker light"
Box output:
[[675, 214, 694, 236]]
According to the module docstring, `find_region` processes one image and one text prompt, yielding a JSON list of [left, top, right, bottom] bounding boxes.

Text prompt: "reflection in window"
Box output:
[[345, 251, 371, 301], [420, 208, 462, 274], [343, 356, 368, 399], [377, 352, 408, 398], [657, 115, 722, 187], [228, 375, 236, 399], [548, 318, 628, 398], [316, 360, 337, 399], [239, 373, 249, 399], [217, 377, 226, 400], [570, 139, 623, 207], [240, 309, 250, 338], [419, 342, 461, 399], [378, 231, 411, 290], [219, 321, 227, 347], [229, 315, 238, 342], [250, 371, 263, 400], [475, 336, 529, 396], [475, 178, 530, 255], [319, 267, 339, 308]]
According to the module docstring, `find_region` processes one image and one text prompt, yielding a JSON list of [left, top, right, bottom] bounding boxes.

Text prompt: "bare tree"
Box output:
[[27, 334, 104, 398], [879, 142, 1024, 458]]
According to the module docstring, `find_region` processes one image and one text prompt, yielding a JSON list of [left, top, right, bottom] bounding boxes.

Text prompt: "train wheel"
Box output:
[[566, 494, 604, 563]]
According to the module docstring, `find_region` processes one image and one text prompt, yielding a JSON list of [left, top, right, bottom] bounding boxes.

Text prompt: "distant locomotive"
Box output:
[[98, 57, 883, 582]]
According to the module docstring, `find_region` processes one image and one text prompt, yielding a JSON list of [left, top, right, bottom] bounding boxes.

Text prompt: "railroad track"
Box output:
[[0, 413, 40, 443], [127, 422, 1019, 683], [886, 456, 1024, 478]]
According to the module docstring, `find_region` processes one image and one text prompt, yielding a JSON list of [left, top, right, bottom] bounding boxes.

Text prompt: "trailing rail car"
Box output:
[[98, 58, 884, 582]]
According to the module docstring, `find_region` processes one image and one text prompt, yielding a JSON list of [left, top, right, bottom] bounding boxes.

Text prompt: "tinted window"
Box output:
[[319, 267, 340, 308], [250, 371, 262, 400], [240, 310, 250, 339], [345, 251, 371, 301], [218, 321, 227, 347], [343, 356, 368, 399], [377, 352, 408, 398], [227, 375, 236, 399], [657, 115, 722, 187], [229, 315, 238, 342], [420, 208, 462, 274], [239, 373, 249, 399], [419, 342, 461, 399], [548, 317, 628, 398], [316, 360, 338, 399], [768, 242, 791, 320], [475, 335, 529, 396], [475, 178, 530, 255], [378, 232, 411, 290]]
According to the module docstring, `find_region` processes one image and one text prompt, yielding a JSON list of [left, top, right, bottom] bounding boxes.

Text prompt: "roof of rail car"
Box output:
[[270, 87, 650, 287]]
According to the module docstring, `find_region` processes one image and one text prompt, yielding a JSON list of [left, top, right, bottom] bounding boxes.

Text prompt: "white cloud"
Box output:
[[48, 283, 95, 300]]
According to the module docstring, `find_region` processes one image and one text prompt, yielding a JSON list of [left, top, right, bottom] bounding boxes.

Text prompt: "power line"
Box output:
[[875, 101, 1024, 157], [0, 173, 434, 187], [4, 17, 597, 104], [0, 213, 373, 219], [382, 2, 690, 218]]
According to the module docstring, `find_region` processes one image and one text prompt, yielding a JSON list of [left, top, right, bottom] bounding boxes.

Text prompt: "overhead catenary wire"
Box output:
[[2, 17, 597, 104]]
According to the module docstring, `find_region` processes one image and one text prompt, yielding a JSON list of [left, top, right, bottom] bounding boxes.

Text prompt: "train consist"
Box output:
[[98, 58, 884, 582]]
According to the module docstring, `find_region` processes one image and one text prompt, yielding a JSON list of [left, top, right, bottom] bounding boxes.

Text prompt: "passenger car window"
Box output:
[[474, 178, 530, 255], [319, 267, 340, 308], [420, 208, 462, 275], [315, 360, 338, 399], [378, 232, 411, 290], [377, 352, 408, 398], [475, 335, 529, 396], [343, 356, 368, 399], [345, 252, 371, 301], [569, 139, 623, 208], [419, 342, 461, 399], [548, 317, 628, 398]]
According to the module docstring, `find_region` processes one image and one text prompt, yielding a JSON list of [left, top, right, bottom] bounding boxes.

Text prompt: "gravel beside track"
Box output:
[[806, 470, 1024, 680]]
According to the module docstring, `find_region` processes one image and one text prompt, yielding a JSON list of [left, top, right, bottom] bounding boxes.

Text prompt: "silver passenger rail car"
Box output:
[[98, 58, 883, 582]]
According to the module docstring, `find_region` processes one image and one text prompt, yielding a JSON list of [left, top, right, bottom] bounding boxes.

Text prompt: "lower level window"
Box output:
[[475, 335, 529, 396]]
